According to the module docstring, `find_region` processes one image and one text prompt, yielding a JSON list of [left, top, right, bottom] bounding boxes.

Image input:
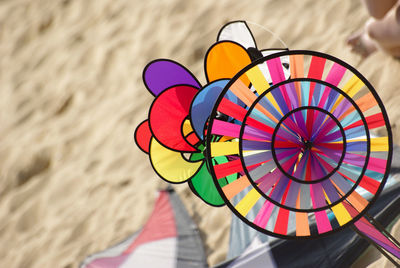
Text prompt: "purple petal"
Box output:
[[143, 59, 201, 96]]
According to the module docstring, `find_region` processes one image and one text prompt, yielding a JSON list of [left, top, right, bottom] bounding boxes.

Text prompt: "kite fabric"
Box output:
[[215, 164, 400, 268], [80, 188, 207, 268]]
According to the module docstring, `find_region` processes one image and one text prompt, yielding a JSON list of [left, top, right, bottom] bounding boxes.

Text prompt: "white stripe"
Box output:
[[121, 237, 177, 268]]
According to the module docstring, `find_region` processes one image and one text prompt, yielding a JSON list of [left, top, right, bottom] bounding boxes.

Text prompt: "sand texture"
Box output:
[[0, 0, 399, 267]]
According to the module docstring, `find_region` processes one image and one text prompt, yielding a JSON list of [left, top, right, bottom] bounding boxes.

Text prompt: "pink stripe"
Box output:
[[254, 200, 275, 228], [367, 157, 387, 174], [267, 58, 286, 84], [211, 120, 268, 141], [318, 64, 346, 108], [315, 211, 332, 234], [343, 154, 387, 174], [311, 182, 332, 234], [325, 63, 346, 86], [318, 88, 330, 108], [211, 120, 241, 138]]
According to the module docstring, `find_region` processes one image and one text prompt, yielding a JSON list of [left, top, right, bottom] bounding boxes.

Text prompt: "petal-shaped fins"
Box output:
[[150, 138, 202, 183], [190, 155, 237, 206], [205, 41, 251, 84], [143, 59, 201, 96], [189, 162, 225, 206], [149, 85, 199, 152], [217, 21, 257, 49], [134, 120, 152, 154], [191, 80, 229, 139]]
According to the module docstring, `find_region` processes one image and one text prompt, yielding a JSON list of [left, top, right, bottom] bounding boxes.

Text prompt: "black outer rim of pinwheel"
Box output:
[[205, 50, 392, 240]]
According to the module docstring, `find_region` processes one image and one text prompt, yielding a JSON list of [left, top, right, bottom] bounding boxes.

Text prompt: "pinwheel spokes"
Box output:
[[206, 51, 391, 238]]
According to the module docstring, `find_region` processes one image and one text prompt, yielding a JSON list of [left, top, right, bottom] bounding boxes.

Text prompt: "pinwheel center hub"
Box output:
[[302, 139, 313, 151], [269, 106, 346, 184]]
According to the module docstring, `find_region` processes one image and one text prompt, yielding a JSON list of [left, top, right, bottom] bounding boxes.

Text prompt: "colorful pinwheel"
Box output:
[[206, 50, 391, 238], [134, 22, 268, 206], [134, 21, 400, 263], [134, 58, 220, 205]]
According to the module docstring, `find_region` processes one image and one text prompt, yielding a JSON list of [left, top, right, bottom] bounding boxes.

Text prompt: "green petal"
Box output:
[[189, 155, 236, 206]]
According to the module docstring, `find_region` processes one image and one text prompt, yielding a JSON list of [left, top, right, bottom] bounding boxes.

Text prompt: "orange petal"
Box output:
[[205, 41, 251, 84]]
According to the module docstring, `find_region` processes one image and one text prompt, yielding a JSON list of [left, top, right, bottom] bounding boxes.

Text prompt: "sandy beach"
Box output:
[[0, 0, 399, 267]]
